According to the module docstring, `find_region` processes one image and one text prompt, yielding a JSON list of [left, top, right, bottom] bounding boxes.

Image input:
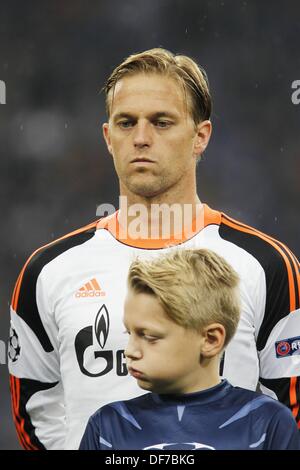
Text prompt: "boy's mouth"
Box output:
[[128, 366, 145, 379]]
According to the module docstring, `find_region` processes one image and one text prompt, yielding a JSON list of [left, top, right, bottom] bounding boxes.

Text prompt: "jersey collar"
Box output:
[[96, 203, 221, 249], [151, 380, 232, 406]]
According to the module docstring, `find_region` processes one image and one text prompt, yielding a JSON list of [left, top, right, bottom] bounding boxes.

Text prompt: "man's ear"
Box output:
[[200, 323, 226, 358], [193, 120, 212, 158], [103, 123, 113, 155]]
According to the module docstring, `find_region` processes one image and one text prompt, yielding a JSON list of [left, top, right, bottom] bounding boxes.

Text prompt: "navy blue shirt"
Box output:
[[79, 380, 300, 450]]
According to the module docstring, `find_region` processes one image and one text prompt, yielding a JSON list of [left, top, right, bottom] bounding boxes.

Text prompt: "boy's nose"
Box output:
[[125, 337, 142, 360]]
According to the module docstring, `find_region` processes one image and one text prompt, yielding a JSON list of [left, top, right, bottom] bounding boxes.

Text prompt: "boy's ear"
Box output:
[[200, 323, 226, 358]]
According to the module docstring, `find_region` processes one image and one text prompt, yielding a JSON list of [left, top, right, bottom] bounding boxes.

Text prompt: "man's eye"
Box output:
[[155, 121, 171, 128], [118, 121, 133, 128]]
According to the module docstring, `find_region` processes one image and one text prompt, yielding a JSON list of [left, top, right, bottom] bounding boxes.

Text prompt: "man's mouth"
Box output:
[[130, 157, 155, 164]]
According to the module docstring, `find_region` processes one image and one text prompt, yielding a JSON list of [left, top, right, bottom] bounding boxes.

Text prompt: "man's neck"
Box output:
[[117, 193, 203, 241]]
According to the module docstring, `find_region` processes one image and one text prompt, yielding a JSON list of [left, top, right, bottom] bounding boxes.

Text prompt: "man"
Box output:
[[9, 48, 300, 450], [79, 249, 300, 450]]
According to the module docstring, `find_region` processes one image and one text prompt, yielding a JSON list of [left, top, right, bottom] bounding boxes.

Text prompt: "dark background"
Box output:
[[0, 0, 299, 449]]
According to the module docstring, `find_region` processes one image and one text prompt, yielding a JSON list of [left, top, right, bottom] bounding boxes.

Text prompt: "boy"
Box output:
[[80, 249, 300, 450]]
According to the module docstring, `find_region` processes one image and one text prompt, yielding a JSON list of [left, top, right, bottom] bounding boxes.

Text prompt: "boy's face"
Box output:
[[123, 290, 204, 394]]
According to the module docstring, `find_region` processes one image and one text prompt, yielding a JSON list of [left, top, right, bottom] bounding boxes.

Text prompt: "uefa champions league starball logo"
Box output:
[[143, 442, 215, 450], [8, 328, 21, 363]]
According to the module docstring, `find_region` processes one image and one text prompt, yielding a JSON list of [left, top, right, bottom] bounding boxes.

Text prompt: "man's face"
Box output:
[[103, 73, 210, 199], [124, 290, 203, 394]]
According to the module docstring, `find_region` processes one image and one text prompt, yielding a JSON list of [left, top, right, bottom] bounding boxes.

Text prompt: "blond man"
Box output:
[[80, 249, 300, 450], [9, 48, 300, 450]]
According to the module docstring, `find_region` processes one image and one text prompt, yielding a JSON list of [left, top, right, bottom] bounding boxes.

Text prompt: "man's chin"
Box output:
[[129, 185, 161, 199], [124, 176, 166, 199]]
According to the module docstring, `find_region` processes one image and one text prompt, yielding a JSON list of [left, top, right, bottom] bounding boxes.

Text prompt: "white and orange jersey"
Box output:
[[8, 204, 300, 450]]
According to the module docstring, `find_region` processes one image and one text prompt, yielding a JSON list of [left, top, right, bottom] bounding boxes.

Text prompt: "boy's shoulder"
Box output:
[[89, 384, 293, 426], [228, 385, 292, 418], [90, 393, 153, 421]]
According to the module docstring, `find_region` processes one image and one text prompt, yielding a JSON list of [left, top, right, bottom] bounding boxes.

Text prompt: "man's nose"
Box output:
[[133, 121, 152, 148], [125, 336, 142, 360]]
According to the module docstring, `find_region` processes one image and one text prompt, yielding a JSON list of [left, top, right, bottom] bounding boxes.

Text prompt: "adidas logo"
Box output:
[[75, 278, 106, 298]]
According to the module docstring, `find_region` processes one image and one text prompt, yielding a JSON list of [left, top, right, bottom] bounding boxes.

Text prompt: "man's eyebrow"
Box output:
[[113, 112, 134, 121], [151, 111, 178, 120], [112, 111, 178, 121]]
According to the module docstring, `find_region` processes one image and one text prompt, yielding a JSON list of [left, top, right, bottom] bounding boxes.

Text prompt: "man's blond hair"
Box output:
[[104, 48, 211, 125], [128, 249, 240, 348]]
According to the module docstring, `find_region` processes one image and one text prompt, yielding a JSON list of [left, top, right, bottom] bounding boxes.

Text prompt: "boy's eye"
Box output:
[[143, 335, 159, 342]]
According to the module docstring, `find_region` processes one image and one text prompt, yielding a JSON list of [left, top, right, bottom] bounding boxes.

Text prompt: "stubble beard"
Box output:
[[123, 172, 173, 200], [115, 150, 192, 201]]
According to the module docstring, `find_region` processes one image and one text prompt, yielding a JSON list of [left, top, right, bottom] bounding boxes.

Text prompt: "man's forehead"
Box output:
[[109, 73, 188, 114]]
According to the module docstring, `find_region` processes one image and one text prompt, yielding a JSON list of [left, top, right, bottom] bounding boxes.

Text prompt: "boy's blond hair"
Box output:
[[103, 47, 211, 125], [128, 249, 241, 348]]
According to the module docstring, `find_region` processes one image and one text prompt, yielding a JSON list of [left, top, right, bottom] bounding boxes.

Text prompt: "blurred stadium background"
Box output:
[[0, 0, 299, 449]]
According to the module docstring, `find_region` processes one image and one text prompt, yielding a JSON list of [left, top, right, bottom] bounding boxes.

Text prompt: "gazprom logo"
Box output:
[[95, 304, 109, 349], [0, 80, 6, 104], [275, 336, 300, 358]]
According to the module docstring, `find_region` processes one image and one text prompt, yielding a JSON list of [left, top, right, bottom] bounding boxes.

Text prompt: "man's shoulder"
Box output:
[[19, 219, 99, 277], [218, 209, 298, 272], [11, 219, 99, 312]]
